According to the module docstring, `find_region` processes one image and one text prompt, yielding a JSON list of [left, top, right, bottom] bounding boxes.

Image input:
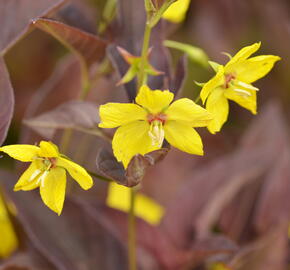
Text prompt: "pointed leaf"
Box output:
[[0, 58, 14, 145], [24, 101, 100, 139], [33, 18, 107, 67]]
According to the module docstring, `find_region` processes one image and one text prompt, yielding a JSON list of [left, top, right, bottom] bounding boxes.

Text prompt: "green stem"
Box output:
[[137, 24, 152, 90], [128, 187, 137, 270], [195, 95, 201, 104]]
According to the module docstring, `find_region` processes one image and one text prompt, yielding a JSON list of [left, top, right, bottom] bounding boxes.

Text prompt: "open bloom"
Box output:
[[200, 42, 280, 134], [0, 141, 93, 215], [99, 85, 212, 168]]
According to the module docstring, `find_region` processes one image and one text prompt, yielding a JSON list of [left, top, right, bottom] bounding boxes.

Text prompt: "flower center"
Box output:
[[223, 73, 259, 97], [147, 113, 167, 147], [223, 73, 236, 88]]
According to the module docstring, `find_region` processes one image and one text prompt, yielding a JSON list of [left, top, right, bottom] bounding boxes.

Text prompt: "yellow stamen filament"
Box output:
[[37, 170, 49, 188], [235, 80, 259, 91], [233, 88, 252, 97], [28, 169, 42, 182]]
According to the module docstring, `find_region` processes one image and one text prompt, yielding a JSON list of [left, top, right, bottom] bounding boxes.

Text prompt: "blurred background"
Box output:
[[0, 0, 289, 269]]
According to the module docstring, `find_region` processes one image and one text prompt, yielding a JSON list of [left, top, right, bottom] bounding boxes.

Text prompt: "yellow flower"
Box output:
[[0, 192, 18, 258], [107, 183, 164, 225], [0, 141, 93, 215], [200, 42, 281, 134], [99, 85, 212, 168], [162, 0, 191, 23]]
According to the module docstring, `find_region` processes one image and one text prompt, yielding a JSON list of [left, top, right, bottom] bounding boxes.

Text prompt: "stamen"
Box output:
[[233, 88, 252, 97], [37, 170, 49, 187], [235, 80, 259, 91], [148, 120, 165, 147], [28, 169, 42, 182]]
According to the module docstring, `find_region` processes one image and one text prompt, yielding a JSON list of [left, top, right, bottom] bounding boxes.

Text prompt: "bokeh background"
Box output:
[[0, 0, 289, 269]]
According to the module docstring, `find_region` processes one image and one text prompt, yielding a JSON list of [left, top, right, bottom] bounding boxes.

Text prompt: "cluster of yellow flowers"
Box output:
[[99, 43, 280, 167], [0, 43, 280, 219]]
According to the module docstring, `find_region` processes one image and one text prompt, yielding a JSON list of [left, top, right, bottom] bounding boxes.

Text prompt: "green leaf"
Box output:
[[164, 40, 209, 68]]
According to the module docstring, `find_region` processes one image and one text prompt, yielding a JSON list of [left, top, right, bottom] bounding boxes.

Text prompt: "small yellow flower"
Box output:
[[0, 193, 18, 258], [0, 141, 93, 215], [200, 42, 281, 134], [99, 85, 212, 168], [162, 0, 191, 23], [107, 183, 164, 225]]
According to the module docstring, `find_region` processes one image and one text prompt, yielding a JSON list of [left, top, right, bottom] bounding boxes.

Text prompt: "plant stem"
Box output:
[[137, 23, 152, 90], [128, 187, 137, 270], [195, 95, 201, 104]]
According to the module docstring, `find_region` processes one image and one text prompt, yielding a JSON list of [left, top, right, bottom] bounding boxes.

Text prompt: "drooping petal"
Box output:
[[0, 145, 39, 162], [99, 103, 147, 128], [206, 88, 229, 134], [57, 157, 93, 190], [112, 120, 159, 168], [164, 121, 204, 155], [39, 167, 66, 215], [106, 183, 164, 225], [14, 162, 41, 191], [225, 87, 257, 115], [38, 141, 59, 157], [135, 85, 174, 114], [166, 98, 212, 127], [225, 42, 261, 72], [234, 55, 281, 83], [200, 65, 224, 103]]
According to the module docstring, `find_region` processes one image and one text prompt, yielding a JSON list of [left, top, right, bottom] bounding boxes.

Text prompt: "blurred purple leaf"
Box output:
[[162, 102, 290, 248], [0, 58, 14, 145], [24, 100, 99, 139], [0, 0, 66, 55], [169, 55, 187, 95]]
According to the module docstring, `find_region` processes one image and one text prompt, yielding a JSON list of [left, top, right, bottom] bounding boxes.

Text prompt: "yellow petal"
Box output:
[[200, 65, 224, 103], [112, 121, 159, 168], [0, 193, 18, 258], [99, 103, 147, 128], [57, 157, 93, 190], [0, 145, 39, 162], [166, 98, 212, 127], [162, 0, 191, 23], [39, 167, 66, 215], [106, 183, 164, 225], [14, 162, 41, 191], [164, 121, 204, 155], [225, 87, 257, 115], [38, 141, 59, 157], [206, 88, 229, 134], [135, 85, 174, 114], [225, 42, 261, 72], [234, 55, 281, 83]]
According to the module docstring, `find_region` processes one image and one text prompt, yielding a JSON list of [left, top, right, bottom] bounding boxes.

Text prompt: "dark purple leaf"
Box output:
[[23, 100, 99, 139], [96, 147, 169, 187], [33, 18, 108, 67], [0, 58, 14, 145]]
